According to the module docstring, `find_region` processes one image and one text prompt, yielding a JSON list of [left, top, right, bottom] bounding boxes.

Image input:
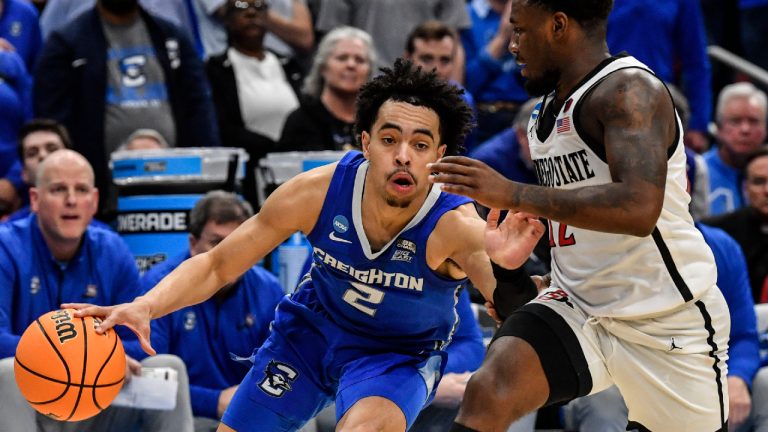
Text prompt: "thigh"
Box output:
[[497, 288, 614, 405], [335, 351, 445, 430], [221, 329, 333, 432], [608, 287, 730, 432]]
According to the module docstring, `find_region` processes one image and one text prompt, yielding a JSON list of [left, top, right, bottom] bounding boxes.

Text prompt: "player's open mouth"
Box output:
[[389, 172, 415, 193]]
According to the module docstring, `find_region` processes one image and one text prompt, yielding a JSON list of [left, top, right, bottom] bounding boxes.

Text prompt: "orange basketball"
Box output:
[[13, 309, 126, 422]]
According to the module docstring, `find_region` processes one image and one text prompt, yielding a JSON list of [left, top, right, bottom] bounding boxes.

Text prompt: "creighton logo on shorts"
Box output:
[[259, 360, 298, 397]]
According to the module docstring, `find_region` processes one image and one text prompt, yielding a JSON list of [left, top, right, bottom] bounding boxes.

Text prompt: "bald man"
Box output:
[[0, 150, 193, 431]]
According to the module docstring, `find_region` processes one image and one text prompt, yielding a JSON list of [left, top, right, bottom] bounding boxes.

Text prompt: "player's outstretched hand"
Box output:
[[485, 208, 544, 270], [428, 156, 516, 210], [62, 300, 156, 356]]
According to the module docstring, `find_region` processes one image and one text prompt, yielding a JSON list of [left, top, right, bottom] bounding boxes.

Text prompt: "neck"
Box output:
[[97, 4, 139, 25], [555, 42, 610, 104], [719, 144, 750, 169], [38, 224, 82, 262], [321, 87, 357, 123], [233, 41, 265, 60], [360, 176, 430, 243]]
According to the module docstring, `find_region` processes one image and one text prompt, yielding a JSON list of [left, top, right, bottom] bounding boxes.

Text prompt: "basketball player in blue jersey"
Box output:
[[430, 1, 731, 431], [64, 59, 546, 432]]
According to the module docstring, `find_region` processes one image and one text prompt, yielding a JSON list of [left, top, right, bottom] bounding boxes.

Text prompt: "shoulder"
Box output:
[[587, 67, 670, 110], [697, 222, 740, 251], [431, 202, 483, 244], [6, 0, 39, 19]]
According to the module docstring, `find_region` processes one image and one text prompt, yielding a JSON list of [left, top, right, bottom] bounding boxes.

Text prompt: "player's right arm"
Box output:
[[66, 163, 335, 354]]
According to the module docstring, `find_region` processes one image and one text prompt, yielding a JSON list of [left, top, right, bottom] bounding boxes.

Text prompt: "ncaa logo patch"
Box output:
[[259, 360, 298, 397], [333, 215, 349, 233]]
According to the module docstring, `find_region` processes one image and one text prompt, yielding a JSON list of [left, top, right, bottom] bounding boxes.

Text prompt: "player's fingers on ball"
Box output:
[[61, 302, 95, 313]]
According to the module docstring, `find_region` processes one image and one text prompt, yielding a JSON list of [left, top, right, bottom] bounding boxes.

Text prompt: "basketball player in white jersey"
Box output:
[[430, 1, 730, 431]]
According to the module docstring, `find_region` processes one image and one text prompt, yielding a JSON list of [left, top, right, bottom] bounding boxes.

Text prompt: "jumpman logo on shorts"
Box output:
[[669, 337, 683, 351]]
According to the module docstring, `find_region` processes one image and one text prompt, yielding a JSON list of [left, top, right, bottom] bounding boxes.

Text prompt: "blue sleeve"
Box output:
[[191, 384, 221, 419], [444, 289, 485, 374], [705, 225, 760, 386], [463, 47, 504, 98], [674, 0, 712, 132], [0, 241, 20, 358]]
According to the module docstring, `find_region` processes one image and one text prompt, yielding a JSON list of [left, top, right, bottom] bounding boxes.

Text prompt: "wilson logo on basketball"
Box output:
[[50, 310, 78, 344]]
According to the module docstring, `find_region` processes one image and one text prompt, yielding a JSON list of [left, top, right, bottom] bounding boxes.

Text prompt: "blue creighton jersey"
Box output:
[[299, 151, 472, 350]]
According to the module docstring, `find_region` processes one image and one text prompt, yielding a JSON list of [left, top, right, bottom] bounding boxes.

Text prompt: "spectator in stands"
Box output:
[[0, 149, 194, 431], [117, 128, 170, 151], [279, 26, 374, 152], [132, 191, 283, 431], [0, 0, 42, 71], [461, 0, 528, 143], [704, 82, 767, 216], [564, 157, 763, 431], [404, 20, 477, 153], [34, 0, 219, 218], [705, 148, 768, 303], [4, 119, 70, 223], [468, 98, 537, 185], [315, 0, 470, 71], [0, 48, 32, 217], [187, 0, 314, 60], [206, 0, 302, 206], [39, 0, 194, 43], [606, 0, 712, 153]]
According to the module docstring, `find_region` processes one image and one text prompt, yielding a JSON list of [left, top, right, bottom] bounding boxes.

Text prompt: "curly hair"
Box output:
[[355, 58, 474, 156], [527, 0, 613, 33]]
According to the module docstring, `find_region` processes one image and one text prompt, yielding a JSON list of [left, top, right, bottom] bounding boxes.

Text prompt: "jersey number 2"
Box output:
[[343, 282, 385, 316], [548, 220, 576, 247]]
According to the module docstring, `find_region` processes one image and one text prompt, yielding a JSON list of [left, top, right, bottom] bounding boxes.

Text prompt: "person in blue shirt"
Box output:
[[0, 0, 42, 71], [67, 59, 544, 431], [132, 190, 284, 430], [606, 0, 712, 153], [0, 48, 31, 216], [0, 149, 193, 431], [704, 82, 767, 216], [461, 0, 529, 143]]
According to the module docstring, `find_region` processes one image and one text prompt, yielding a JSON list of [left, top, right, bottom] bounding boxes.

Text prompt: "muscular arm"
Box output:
[[431, 70, 676, 237], [138, 164, 333, 319]]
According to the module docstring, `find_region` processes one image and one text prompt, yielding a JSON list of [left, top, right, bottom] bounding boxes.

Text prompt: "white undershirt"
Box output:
[[228, 47, 299, 141]]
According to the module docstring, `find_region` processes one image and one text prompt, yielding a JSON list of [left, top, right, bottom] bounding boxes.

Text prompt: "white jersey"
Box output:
[[527, 55, 717, 318]]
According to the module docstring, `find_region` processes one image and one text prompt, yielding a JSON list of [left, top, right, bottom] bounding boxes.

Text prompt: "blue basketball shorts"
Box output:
[[221, 300, 446, 431]]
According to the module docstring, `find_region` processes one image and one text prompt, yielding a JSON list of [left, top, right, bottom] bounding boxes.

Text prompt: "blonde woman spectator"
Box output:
[[278, 26, 375, 152]]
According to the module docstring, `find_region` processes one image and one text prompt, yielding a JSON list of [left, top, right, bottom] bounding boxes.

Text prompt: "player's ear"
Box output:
[[552, 12, 568, 38], [437, 143, 446, 159], [361, 131, 371, 158]]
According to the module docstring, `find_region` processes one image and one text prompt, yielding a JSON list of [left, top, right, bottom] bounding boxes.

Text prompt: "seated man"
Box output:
[[134, 190, 284, 431], [0, 149, 193, 431]]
